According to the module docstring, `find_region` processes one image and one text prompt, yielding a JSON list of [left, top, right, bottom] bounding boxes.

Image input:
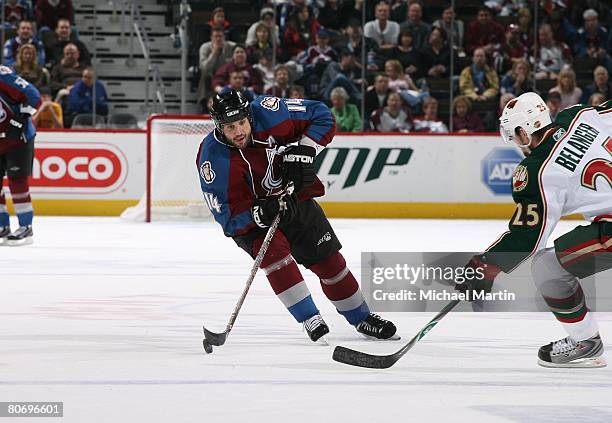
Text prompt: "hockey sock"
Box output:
[[7, 176, 33, 227], [0, 179, 8, 227], [309, 252, 370, 325], [532, 247, 600, 341], [255, 231, 319, 323]]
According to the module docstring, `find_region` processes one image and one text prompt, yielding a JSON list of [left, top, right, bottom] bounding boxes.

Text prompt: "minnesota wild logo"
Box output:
[[512, 165, 528, 192]]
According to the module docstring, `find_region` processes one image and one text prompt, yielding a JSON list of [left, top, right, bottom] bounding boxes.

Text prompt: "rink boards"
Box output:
[[3, 129, 543, 218]]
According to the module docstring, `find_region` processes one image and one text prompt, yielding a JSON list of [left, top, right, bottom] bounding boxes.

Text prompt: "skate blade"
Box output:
[[0, 238, 7, 246], [359, 333, 402, 341], [7, 237, 33, 247], [538, 356, 607, 368]]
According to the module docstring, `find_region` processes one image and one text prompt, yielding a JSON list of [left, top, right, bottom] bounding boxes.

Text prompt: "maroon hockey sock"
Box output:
[[7, 176, 33, 226]]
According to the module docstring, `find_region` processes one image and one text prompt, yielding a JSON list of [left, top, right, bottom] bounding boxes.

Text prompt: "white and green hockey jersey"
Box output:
[[485, 101, 612, 272]]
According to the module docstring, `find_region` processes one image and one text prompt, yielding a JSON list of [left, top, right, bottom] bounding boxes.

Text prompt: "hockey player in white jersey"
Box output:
[[456, 92, 611, 368]]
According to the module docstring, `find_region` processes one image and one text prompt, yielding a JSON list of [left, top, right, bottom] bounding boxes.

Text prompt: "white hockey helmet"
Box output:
[[499, 92, 551, 147]]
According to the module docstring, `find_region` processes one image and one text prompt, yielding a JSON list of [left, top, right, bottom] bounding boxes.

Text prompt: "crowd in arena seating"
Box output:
[[1, 0, 108, 128], [198, 0, 611, 133]]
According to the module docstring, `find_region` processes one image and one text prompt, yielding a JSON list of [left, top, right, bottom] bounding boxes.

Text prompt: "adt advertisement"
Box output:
[[481, 148, 523, 195]]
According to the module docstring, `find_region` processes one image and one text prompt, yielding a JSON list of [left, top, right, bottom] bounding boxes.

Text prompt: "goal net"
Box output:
[[121, 115, 217, 221]]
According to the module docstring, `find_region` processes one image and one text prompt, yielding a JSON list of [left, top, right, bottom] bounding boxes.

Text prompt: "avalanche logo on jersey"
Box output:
[[262, 148, 283, 195], [260, 97, 280, 112], [200, 161, 216, 184], [512, 165, 529, 192]]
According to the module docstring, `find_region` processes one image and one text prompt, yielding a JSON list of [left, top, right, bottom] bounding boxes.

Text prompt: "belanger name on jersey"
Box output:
[[196, 96, 335, 237], [485, 101, 612, 273]]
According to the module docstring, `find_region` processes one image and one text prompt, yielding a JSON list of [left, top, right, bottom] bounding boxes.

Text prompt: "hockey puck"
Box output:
[[203, 339, 213, 354]]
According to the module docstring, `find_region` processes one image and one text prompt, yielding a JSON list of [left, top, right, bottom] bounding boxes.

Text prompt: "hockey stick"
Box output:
[[202, 183, 293, 353], [332, 298, 462, 368], [203, 213, 281, 352]]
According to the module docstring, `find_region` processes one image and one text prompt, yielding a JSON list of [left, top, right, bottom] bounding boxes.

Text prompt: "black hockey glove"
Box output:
[[6, 114, 27, 140], [281, 145, 316, 192], [251, 192, 298, 228], [454, 255, 502, 301]]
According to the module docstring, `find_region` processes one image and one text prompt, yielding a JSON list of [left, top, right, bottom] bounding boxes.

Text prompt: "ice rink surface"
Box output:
[[1, 216, 611, 423]]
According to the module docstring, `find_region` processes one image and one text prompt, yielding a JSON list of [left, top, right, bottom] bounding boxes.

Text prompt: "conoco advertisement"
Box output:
[[32, 131, 146, 200]]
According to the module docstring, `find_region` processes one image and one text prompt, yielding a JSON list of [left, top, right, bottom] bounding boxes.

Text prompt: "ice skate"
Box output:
[[7, 226, 33, 246], [538, 334, 606, 368], [303, 314, 329, 344], [0, 226, 9, 245], [356, 313, 399, 340]]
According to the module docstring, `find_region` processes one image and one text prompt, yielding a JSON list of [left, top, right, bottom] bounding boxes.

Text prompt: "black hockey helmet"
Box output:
[[210, 88, 252, 133]]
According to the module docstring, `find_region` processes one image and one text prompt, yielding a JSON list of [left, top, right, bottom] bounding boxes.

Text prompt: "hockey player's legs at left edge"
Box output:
[[0, 67, 41, 247], [196, 89, 398, 345]]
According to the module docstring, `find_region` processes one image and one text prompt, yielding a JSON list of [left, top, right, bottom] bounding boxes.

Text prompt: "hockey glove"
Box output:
[[251, 193, 298, 228], [281, 145, 316, 192], [455, 255, 502, 301], [6, 114, 27, 140]]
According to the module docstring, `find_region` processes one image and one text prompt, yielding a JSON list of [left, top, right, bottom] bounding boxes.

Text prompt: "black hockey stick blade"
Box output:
[[203, 326, 228, 346], [333, 299, 461, 369]]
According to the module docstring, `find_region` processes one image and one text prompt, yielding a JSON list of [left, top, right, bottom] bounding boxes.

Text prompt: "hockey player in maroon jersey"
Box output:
[[196, 89, 398, 343], [0, 64, 41, 246]]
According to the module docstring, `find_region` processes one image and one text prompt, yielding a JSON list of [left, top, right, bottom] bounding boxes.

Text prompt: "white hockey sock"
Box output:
[[561, 311, 600, 342]]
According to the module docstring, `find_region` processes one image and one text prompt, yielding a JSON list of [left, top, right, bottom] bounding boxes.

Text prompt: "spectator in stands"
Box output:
[[35, 0, 73, 32], [413, 97, 448, 133], [283, 5, 320, 59], [365, 73, 391, 123], [32, 87, 63, 128], [464, 6, 505, 57], [320, 49, 362, 104], [338, 19, 381, 73], [581, 66, 612, 103], [364, 1, 400, 50], [496, 24, 528, 74], [2, 0, 32, 28], [298, 28, 337, 70], [432, 7, 464, 53], [12, 44, 49, 89], [246, 23, 276, 65], [500, 58, 533, 96], [49, 43, 86, 95], [516, 7, 534, 51], [2, 20, 45, 67], [198, 27, 235, 105], [399, 2, 430, 52], [575, 9, 610, 67], [289, 84, 306, 99], [277, 0, 316, 36], [421, 27, 452, 78], [253, 50, 275, 93], [330, 87, 362, 132], [207, 7, 230, 34], [370, 91, 413, 132], [385, 60, 429, 107], [452, 95, 484, 133], [485, 0, 523, 17], [588, 92, 606, 106], [459, 48, 500, 101], [384, 58, 428, 107], [66, 68, 108, 127], [388, 28, 422, 78], [212, 45, 263, 95], [534, 24, 572, 80], [318, 0, 361, 34], [547, 8, 577, 47], [246, 6, 279, 47], [549, 68, 582, 109], [266, 65, 292, 97], [224, 70, 255, 102], [546, 91, 562, 121], [44, 18, 91, 67]]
